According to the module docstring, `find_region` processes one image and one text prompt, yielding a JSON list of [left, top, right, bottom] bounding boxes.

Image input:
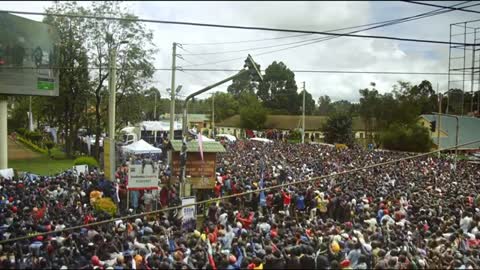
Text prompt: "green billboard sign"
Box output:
[[0, 12, 59, 96]]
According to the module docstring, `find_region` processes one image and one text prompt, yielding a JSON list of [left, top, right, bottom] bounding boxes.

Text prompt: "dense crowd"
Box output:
[[1, 139, 480, 269]]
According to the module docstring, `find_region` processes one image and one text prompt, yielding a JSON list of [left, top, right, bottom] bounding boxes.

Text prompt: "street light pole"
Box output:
[[168, 42, 177, 167], [108, 46, 117, 181], [302, 81, 306, 144]]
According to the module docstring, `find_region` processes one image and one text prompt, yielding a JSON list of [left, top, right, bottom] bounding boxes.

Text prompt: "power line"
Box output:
[[0, 9, 475, 46], [181, 33, 312, 46], [180, 1, 475, 47], [1, 137, 479, 245], [0, 66, 460, 75], [180, 1, 474, 56], [404, 1, 480, 14], [180, 1, 478, 67]]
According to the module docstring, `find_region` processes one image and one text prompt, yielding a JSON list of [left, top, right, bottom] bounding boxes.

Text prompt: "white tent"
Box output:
[[216, 134, 237, 142], [122, 139, 162, 154], [197, 134, 215, 142], [250, 137, 273, 143]]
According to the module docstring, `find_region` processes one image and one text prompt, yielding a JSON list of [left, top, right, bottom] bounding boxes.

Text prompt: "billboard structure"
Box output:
[[127, 163, 159, 190], [0, 12, 59, 96]]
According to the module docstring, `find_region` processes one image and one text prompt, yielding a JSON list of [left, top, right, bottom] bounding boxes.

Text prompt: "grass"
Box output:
[[9, 156, 74, 176]]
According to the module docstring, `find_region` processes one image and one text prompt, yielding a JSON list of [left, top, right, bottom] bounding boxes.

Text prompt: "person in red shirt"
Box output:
[[281, 189, 292, 217], [236, 210, 255, 229]]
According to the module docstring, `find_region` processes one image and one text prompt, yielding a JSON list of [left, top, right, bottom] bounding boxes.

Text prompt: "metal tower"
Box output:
[[447, 20, 480, 116]]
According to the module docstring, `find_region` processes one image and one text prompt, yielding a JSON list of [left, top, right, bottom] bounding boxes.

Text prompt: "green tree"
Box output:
[[239, 95, 267, 130], [359, 83, 380, 143], [380, 123, 433, 152], [316, 95, 333, 115], [321, 113, 355, 146], [298, 89, 316, 115], [44, 3, 90, 156], [227, 71, 258, 98], [330, 100, 353, 115], [210, 92, 239, 123], [257, 61, 300, 114]]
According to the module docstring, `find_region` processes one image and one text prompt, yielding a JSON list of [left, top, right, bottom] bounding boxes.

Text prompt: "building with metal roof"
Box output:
[[419, 114, 480, 151]]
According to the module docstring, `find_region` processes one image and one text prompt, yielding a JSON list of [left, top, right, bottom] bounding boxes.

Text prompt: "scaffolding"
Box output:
[[447, 20, 480, 116]]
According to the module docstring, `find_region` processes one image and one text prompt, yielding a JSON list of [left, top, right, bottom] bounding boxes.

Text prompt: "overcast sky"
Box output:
[[3, 1, 480, 103]]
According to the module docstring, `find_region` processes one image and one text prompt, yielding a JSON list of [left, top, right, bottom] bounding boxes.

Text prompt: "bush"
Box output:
[[17, 136, 48, 154], [93, 197, 117, 217], [16, 128, 27, 136], [379, 123, 433, 153], [27, 131, 43, 144], [50, 147, 68, 160], [74, 156, 99, 167]]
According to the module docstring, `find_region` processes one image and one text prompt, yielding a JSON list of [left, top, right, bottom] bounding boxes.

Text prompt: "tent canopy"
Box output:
[[122, 139, 162, 154], [250, 137, 273, 143], [216, 134, 237, 142], [196, 134, 215, 142]]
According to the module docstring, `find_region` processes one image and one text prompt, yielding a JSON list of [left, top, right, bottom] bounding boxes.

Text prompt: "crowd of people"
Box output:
[[1, 139, 480, 269]]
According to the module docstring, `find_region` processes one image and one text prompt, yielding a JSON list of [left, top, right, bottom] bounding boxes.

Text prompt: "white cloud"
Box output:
[[3, 1, 479, 103]]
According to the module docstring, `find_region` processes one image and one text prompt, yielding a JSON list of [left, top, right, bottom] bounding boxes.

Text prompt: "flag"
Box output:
[[198, 133, 204, 161]]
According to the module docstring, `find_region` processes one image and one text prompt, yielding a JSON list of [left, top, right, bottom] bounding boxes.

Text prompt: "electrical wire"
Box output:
[[180, 1, 479, 67], [0, 9, 475, 47], [180, 1, 474, 56], [404, 1, 480, 14], [0, 66, 462, 75], [180, 1, 475, 46], [1, 137, 479, 245]]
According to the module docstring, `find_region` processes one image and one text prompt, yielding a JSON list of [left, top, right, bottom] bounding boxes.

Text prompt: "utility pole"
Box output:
[[437, 83, 441, 158], [28, 96, 33, 131], [302, 81, 306, 144], [0, 96, 7, 169], [211, 93, 215, 138], [108, 46, 117, 181], [154, 91, 157, 120], [168, 42, 177, 166]]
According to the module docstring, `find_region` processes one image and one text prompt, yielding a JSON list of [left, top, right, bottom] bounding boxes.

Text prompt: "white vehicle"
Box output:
[[119, 120, 182, 146], [215, 134, 237, 143]]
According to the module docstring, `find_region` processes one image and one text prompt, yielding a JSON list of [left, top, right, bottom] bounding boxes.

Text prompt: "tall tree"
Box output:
[[298, 89, 316, 115], [239, 94, 267, 130], [44, 3, 90, 156], [321, 113, 355, 146], [257, 61, 299, 114], [317, 95, 333, 115], [358, 82, 380, 143]]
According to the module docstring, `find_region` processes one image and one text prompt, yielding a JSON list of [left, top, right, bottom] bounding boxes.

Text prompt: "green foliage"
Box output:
[[317, 95, 333, 116], [17, 136, 48, 155], [289, 129, 302, 140], [74, 156, 99, 167], [239, 95, 267, 130], [50, 147, 68, 160], [93, 197, 117, 217], [257, 61, 301, 114], [322, 113, 355, 146], [379, 123, 433, 152], [210, 92, 239, 123], [16, 128, 27, 137]]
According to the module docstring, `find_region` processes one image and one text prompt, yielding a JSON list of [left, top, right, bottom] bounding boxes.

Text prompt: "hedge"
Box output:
[[74, 156, 99, 167], [17, 136, 48, 155]]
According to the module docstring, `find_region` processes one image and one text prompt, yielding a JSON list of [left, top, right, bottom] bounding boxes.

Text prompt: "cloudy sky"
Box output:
[[3, 1, 480, 103]]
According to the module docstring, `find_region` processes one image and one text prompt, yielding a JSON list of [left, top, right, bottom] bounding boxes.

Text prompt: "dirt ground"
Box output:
[[8, 138, 41, 160]]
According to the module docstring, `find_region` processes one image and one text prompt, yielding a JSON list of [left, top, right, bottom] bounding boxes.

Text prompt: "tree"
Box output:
[[321, 113, 355, 146], [298, 89, 316, 115], [317, 95, 333, 115], [45, 2, 156, 158], [44, 3, 91, 156], [210, 92, 239, 123], [330, 100, 353, 115], [379, 123, 433, 152], [358, 83, 380, 143], [239, 95, 267, 130], [227, 70, 258, 98], [257, 61, 300, 114]]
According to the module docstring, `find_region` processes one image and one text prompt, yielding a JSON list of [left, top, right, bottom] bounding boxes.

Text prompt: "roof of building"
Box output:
[[170, 140, 226, 153], [216, 115, 367, 131], [161, 114, 210, 123], [421, 114, 480, 150]]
